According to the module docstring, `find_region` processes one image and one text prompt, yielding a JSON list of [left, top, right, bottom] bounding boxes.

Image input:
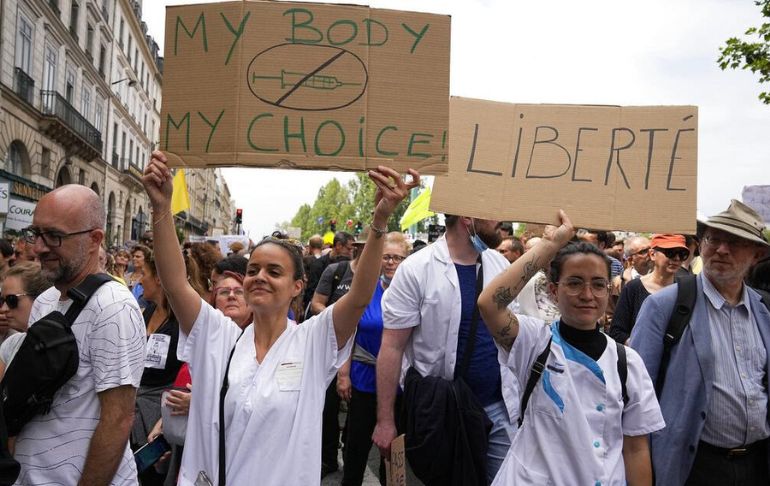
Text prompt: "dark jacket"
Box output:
[[401, 367, 492, 486]]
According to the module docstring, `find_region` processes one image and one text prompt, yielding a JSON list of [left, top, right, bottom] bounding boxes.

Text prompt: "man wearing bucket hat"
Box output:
[[631, 200, 770, 486]]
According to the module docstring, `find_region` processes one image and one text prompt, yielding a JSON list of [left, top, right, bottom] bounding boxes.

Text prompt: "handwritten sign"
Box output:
[[431, 97, 698, 233], [742, 186, 770, 224], [385, 434, 406, 486], [5, 198, 36, 231], [161, 1, 450, 174]]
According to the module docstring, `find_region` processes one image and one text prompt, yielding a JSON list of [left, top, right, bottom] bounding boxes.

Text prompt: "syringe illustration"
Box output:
[[252, 70, 362, 90]]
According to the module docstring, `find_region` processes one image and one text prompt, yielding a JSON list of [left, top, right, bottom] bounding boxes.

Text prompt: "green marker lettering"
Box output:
[[284, 8, 322, 44], [175, 13, 208, 56], [407, 132, 433, 159], [221, 11, 251, 66], [284, 116, 307, 152], [247, 113, 278, 152], [376, 126, 398, 156], [165, 112, 191, 151], [197, 110, 225, 153], [360, 18, 388, 46], [401, 23, 429, 54], [314, 120, 346, 156], [327, 19, 358, 46]]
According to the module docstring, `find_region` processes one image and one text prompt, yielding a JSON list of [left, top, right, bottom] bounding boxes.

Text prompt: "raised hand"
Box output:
[[368, 166, 421, 222], [548, 209, 576, 248], [142, 150, 174, 210]]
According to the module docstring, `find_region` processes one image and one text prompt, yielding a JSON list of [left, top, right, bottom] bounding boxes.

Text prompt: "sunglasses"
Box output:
[[654, 247, 690, 260], [0, 293, 30, 309]]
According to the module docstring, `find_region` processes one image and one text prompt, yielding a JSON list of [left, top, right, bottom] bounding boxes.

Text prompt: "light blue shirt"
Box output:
[[700, 276, 769, 447]]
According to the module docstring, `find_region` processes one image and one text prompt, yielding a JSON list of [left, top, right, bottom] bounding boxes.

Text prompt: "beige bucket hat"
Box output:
[[699, 199, 769, 247]]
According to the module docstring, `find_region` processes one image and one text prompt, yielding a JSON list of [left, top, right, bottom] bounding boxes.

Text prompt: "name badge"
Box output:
[[275, 361, 303, 391], [145, 333, 171, 369]]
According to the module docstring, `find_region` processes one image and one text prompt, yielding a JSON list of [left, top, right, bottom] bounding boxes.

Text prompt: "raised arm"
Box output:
[[332, 166, 419, 347], [141, 151, 202, 335], [478, 210, 574, 350]]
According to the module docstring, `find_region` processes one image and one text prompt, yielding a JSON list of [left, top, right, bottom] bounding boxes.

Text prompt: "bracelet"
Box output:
[[370, 224, 387, 237], [152, 210, 172, 226]]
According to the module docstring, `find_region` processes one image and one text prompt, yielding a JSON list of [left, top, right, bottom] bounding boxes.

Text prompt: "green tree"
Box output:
[[718, 0, 770, 104]]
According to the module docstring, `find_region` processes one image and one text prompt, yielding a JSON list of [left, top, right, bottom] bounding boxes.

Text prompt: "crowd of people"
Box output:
[[0, 150, 767, 486]]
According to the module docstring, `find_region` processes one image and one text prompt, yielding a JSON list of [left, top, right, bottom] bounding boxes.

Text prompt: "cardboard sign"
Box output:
[[5, 198, 36, 231], [161, 1, 450, 174], [0, 182, 9, 214], [385, 434, 406, 486], [430, 97, 698, 234], [742, 185, 770, 224]]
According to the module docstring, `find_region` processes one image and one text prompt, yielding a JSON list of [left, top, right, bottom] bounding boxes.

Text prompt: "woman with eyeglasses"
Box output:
[[142, 151, 418, 485], [0, 262, 52, 378], [477, 211, 663, 486], [609, 234, 690, 345], [339, 232, 410, 486]]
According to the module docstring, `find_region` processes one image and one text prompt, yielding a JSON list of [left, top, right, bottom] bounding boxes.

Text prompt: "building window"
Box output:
[[16, 14, 33, 74], [121, 131, 127, 168], [69, 1, 79, 40], [95, 99, 104, 132], [128, 139, 133, 165], [81, 84, 91, 120], [119, 18, 124, 49], [86, 23, 94, 58], [127, 35, 132, 62], [134, 48, 138, 73], [65, 65, 76, 104], [8, 141, 24, 175], [78, 169, 86, 185], [98, 44, 106, 76]]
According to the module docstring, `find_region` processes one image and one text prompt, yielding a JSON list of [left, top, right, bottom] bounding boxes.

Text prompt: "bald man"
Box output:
[[17, 185, 145, 485]]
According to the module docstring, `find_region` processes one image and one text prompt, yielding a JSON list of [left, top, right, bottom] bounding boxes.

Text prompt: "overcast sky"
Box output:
[[145, 0, 770, 238]]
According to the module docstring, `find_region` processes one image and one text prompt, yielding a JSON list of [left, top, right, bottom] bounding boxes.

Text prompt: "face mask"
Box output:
[[468, 220, 489, 254], [380, 274, 393, 287]]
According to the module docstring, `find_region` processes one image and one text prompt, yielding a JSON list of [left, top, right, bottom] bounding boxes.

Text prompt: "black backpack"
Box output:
[[519, 335, 628, 427], [1, 273, 112, 436], [655, 274, 770, 397]]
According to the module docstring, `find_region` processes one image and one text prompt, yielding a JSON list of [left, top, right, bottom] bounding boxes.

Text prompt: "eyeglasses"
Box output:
[[0, 294, 30, 309], [556, 278, 610, 297], [22, 227, 97, 247], [654, 247, 690, 260], [214, 286, 245, 298], [702, 234, 754, 250], [382, 254, 406, 263], [630, 247, 650, 257]]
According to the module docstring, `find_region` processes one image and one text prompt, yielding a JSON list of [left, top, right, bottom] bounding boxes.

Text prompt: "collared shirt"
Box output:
[[700, 276, 770, 447]]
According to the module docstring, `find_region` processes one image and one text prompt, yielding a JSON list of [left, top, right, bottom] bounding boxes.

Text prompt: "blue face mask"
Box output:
[[380, 274, 393, 287], [468, 220, 489, 253]]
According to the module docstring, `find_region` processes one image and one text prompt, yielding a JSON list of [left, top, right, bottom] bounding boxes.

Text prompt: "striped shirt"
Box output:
[[700, 275, 770, 448]]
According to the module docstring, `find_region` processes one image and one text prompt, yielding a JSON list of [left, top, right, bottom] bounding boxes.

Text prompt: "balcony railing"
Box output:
[[13, 68, 34, 106], [40, 90, 102, 152]]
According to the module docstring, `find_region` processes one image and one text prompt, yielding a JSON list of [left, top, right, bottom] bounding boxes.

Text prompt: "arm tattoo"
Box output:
[[496, 312, 518, 351], [493, 286, 514, 310], [518, 256, 540, 288]]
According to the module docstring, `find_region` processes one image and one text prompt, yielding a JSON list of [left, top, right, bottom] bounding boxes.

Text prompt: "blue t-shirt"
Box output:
[[454, 263, 502, 407], [350, 283, 385, 393]]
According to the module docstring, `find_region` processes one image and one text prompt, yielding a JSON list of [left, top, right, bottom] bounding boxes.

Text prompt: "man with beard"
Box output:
[[632, 200, 770, 486], [16, 185, 145, 486], [372, 215, 518, 483]]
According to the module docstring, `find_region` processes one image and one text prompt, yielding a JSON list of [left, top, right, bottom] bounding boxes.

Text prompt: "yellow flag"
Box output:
[[171, 169, 190, 215], [400, 187, 435, 231], [322, 231, 335, 245]]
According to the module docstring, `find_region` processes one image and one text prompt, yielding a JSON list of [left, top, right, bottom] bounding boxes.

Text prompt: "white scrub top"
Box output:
[[492, 318, 664, 486], [176, 299, 354, 486]]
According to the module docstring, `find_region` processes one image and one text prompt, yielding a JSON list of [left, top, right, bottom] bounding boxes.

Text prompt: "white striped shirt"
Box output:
[[700, 275, 770, 448]]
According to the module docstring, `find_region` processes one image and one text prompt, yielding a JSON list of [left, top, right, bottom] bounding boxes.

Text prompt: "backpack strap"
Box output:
[[218, 329, 246, 486], [63, 273, 114, 324], [655, 274, 697, 397], [616, 341, 629, 407], [518, 336, 551, 427]]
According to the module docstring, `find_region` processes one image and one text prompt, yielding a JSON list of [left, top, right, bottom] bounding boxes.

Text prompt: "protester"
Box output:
[[131, 251, 185, 486], [12, 239, 35, 264], [497, 222, 514, 239], [341, 232, 410, 486], [681, 234, 703, 275], [210, 255, 249, 290], [579, 229, 623, 278], [0, 262, 51, 377], [496, 236, 524, 263], [114, 248, 131, 281], [631, 200, 770, 486], [129, 244, 152, 300], [622, 236, 652, 284], [0, 240, 14, 280], [304, 231, 355, 311], [374, 214, 516, 484], [478, 211, 664, 485], [609, 234, 690, 344], [748, 255, 770, 298], [14, 185, 145, 485], [142, 151, 417, 484]]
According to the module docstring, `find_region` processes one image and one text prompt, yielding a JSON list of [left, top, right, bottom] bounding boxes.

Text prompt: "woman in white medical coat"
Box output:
[[478, 211, 664, 486], [142, 151, 419, 486]]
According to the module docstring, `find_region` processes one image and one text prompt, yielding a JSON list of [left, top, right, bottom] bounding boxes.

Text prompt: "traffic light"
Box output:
[[235, 208, 243, 224], [330, 219, 337, 232], [354, 221, 363, 235]]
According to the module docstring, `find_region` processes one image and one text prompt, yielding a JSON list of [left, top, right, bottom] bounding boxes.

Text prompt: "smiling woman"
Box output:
[[141, 150, 418, 485]]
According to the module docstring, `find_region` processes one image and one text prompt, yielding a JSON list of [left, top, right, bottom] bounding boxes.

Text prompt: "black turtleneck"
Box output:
[[559, 321, 606, 361]]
